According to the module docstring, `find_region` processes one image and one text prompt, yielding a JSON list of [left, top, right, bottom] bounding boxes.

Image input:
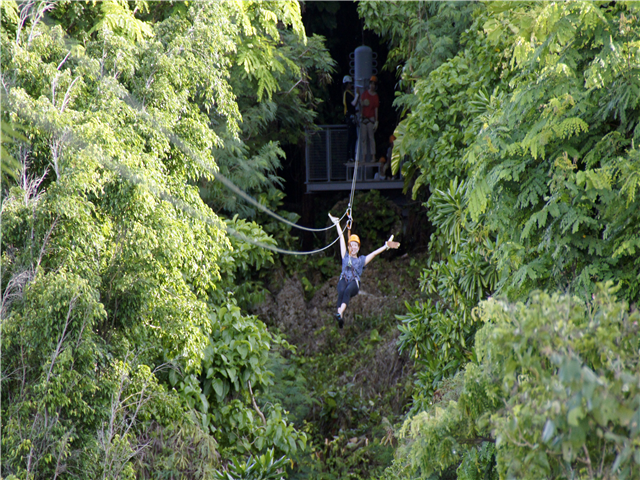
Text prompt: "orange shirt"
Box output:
[[361, 91, 379, 119]]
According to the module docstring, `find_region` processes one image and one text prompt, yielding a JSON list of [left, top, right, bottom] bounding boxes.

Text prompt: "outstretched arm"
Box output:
[[329, 213, 346, 258], [365, 235, 400, 265], [351, 91, 359, 107]]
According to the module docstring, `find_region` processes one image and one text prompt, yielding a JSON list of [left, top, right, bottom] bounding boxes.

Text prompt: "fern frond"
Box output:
[[576, 167, 613, 192], [619, 169, 640, 206], [558, 206, 598, 234], [612, 234, 640, 258], [511, 258, 548, 287], [516, 170, 546, 209], [90, 0, 154, 42], [468, 178, 490, 222], [554, 117, 589, 139]]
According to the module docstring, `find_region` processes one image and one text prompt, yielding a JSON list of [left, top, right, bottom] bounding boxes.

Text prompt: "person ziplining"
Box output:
[[328, 213, 400, 328]]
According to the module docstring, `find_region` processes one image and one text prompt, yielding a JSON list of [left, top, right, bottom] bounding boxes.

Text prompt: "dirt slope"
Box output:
[[254, 254, 420, 404], [253, 255, 423, 478]]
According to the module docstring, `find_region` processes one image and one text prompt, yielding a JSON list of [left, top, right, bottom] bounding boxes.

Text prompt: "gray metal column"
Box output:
[[326, 129, 331, 181], [305, 131, 310, 184]]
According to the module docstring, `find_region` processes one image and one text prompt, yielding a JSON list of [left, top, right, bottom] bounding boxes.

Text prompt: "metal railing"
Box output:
[[305, 125, 349, 183], [305, 125, 403, 192]]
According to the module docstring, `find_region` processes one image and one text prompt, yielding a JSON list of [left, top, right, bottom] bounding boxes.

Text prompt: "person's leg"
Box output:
[[335, 278, 349, 328], [336, 278, 347, 313], [337, 281, 359, 316], [364, 121, 376, 162]]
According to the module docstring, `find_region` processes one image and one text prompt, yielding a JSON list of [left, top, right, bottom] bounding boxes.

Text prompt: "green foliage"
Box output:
[[361, 2, 640, 478], [194, 1, 334, 298], [396, 179, 497, 408], [397, 299, 475, 408], [396, 27, 505, 196], [359, 1, 479, 89], [1, 119, 27, 183], [215, 449, 288, 480], [294, 430, 395, 480], [386, 286, 640, 480], [218, 215, 277, 308], [469, 1, 640, 302], [134, 416, 220, 479], [1, 1, 316, 477], [193, 299, 307, 459], [89, 0, 154, 42], [363, 0, 640, 395], [0, 0, 18, 29]]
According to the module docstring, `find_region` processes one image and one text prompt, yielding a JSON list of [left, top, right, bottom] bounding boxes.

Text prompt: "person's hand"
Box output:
[[328, 213, 340, 225], [386, 235, 400, 250], [374, 121, 379, 132]]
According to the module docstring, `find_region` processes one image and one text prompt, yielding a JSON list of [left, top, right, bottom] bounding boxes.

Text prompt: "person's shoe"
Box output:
[[335, 313, 343, 329]]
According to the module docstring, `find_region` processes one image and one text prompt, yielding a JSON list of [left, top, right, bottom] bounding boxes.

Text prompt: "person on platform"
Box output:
[[359, 76, 379, 163], [374, 156, 389, 180]]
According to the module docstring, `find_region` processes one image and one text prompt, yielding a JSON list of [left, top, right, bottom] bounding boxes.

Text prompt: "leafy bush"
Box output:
[[386, 285, 640, 480], [279, 309, 415, 480], [360, 2, 640, 479], [215, 449, 287, 480], [397, 178, 497, 408], [1, 2, 315, 477]]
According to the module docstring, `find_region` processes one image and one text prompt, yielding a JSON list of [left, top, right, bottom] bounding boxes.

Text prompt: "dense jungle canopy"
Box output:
[[1, 1, 640, 480]]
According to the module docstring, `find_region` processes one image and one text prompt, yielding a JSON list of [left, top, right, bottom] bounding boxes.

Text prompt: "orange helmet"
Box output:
[[370, 75, 378, 83], [348, 234, 360, 245]]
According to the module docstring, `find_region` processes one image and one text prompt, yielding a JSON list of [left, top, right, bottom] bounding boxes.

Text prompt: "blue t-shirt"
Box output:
[[340, 254, 366, 283]]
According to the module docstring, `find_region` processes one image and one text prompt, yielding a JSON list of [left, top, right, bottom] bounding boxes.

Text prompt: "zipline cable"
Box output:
[[105, 157, 348, 255], [349, 141, 359, 210], [9, 101, 346, 256], [123, 94, 349, 233], [345, 115, 363, 237], [209, 167, 347, 232]]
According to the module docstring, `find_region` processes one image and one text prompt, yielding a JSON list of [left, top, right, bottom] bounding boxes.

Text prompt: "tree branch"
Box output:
[[247, 380, 266, 425]]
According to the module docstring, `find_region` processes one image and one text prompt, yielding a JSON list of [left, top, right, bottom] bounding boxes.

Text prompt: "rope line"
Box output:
[[106, 157, 347, 256], [229, 223, 347, 256], [124, 94, 348, 233], [9, 99, 347, 256], [345, 113, 362, 234], [214, 169, 348, 232]]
